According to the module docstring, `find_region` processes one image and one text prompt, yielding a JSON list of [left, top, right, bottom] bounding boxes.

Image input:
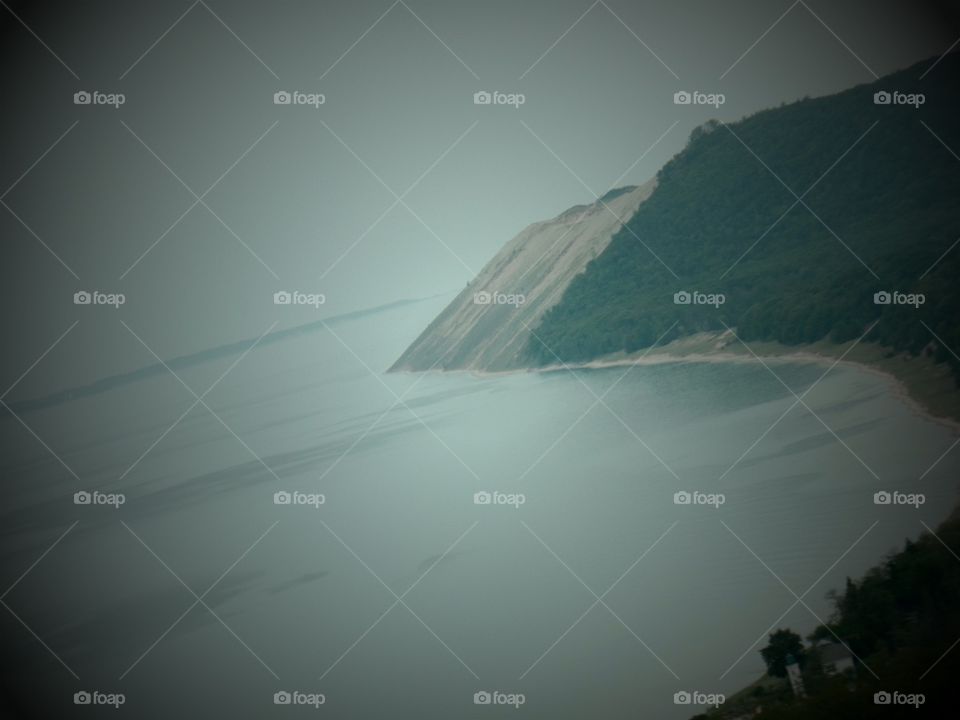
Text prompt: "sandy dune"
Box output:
[[390, 181, 656, 372]]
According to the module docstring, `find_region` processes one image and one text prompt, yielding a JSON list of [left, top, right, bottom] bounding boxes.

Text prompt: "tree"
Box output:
[[807, 624, 834, 645], [523, 52, 960, 382], [761, 629, 806, 678]]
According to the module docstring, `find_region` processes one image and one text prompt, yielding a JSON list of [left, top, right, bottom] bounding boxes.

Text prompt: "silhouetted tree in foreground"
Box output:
[[761, 629, 806, 678]]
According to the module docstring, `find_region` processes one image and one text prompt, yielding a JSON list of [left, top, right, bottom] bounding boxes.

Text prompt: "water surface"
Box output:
[[2, 306, 957, 719]]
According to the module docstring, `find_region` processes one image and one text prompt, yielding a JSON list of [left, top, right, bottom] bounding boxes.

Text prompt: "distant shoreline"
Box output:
[[542, 348, 960, 435], [418, 331, 960, 435]]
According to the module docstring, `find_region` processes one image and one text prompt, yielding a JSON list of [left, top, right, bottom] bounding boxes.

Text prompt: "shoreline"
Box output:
[[540, 349, 960, 435], [396, 334, 960, 435]]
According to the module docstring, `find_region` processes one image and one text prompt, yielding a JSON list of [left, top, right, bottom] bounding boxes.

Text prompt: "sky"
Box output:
[[0, 0, 957, 393]]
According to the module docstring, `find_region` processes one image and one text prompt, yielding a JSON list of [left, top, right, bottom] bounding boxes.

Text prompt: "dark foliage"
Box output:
[[717, 511, 960, 719], [526, 55, 960, 381]]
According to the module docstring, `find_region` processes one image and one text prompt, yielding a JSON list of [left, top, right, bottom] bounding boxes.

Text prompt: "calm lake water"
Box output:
[[2, 301, 958, 718]]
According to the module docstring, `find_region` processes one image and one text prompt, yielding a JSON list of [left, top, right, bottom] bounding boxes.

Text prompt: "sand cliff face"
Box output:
[[389, 180, 656, 372]]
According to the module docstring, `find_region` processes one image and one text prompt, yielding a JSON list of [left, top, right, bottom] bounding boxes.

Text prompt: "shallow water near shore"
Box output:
[[2, 305, 958, 719]]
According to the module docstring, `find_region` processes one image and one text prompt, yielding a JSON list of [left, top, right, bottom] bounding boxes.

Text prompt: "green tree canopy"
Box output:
[[761, 629, 806, 678]]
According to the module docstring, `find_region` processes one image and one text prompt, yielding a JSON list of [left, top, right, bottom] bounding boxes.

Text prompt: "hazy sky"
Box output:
[[0, 0, 956, 391]]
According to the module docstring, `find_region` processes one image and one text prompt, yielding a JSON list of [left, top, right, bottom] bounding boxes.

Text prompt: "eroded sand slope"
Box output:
[[390, 180, 656, 372]]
